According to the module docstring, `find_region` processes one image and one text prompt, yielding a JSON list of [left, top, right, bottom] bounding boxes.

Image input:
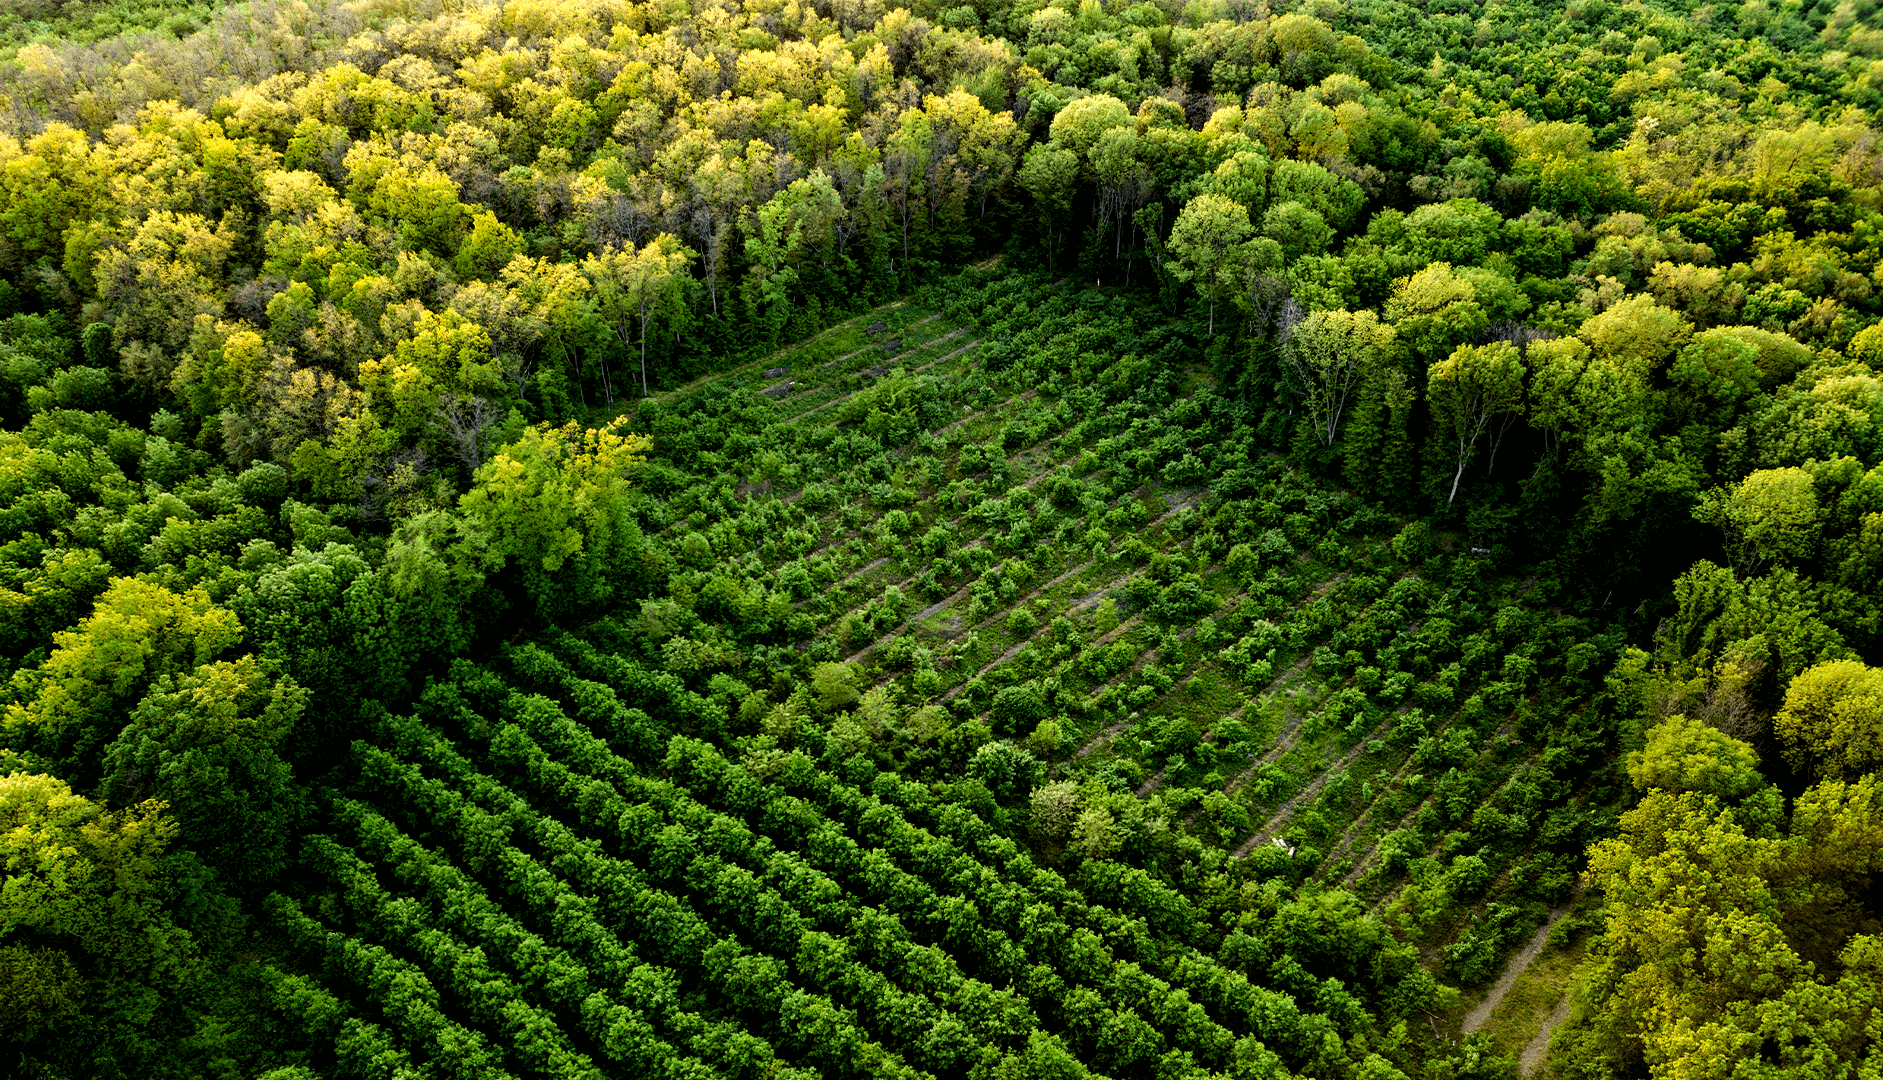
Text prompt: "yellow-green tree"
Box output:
[[458, 419, 652, 615], [1775, 659, 1883, 779], [582, 234, 695, 399], [1694, 467, 1821, 574], [1166, 193, 1255, 335], [1281, 308, 1395, 446], [1384, 262, 1487, 362], [1427, 341, 1525, 505], [0, 125, 106, 275], [0, 772, 194, 1040], [91, 211, 234, 356], [1580, 777, 1883, 1077], [102, 658, 307, 887], [1579, 294, 1693, 370], [5, 579, 242, 762], [1627, 713, 1764, 800]]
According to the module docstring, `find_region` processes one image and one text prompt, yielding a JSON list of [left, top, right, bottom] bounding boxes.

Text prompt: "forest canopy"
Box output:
[[2, 0, 1883, 1076]]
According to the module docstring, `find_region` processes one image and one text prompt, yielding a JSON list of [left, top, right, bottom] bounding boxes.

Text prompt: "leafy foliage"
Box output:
[[1, 0, 1883, 1074]]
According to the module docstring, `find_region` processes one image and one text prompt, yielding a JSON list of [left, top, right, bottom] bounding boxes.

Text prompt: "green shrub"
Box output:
[[1391, 520, 1435, 564]]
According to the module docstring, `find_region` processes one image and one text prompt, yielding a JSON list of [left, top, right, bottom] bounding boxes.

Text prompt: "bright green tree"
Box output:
[[1694, 467, 1821, 573], [458, 418, 651, 616], [1018, 144, 1079, 272], [1775, 659, 1883, 779], [0, 772, 194, 1040], [1166, 193, 1254, 334], [1281, 308, 1396, 446], [4, 579, 242, 762], [1427, 341, 1525, 504], [583, 234, 695, 399], [1384, 262, 1486, 362], [101, 658, 308, 887], [1627, 713, 1764, 800]]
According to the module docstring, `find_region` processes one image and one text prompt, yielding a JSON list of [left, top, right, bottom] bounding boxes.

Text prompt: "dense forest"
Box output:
[[2, 0, 1883, 1075]]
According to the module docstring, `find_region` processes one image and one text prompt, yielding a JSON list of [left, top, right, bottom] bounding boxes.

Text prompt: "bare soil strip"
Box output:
[[1521, 993, 1573, 1076], [934, 389, 1038, 437], [890, 328, 963, 362], [835, 451, 1095, 666], [1338, 796, 1426, 888], [1072, 715, 1136, 759], [818, 312, 943, 370], [651, 300, 904, 403], [944, 559, 1104, 680], [1219, 691, 1311, 797], [798, 332, 986, 422], [1462, 895, 1582, 1035], [1313, 752, 1425, 885], [869, 582, 974, 646], [1231, 716, 1392, 858], [914, 340, 980, 372], [932, 491, 1206, 700], [812, 556, 891, 604]]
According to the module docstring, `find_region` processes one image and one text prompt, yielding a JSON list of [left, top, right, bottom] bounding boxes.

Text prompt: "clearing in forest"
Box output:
[[613, 272, 1617, 1005], [250, 272, 1629, 1080]]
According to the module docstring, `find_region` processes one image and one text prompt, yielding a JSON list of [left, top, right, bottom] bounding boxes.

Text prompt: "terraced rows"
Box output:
[[618, 271, 1617, 1002], [274, 642, 1373, 1079]]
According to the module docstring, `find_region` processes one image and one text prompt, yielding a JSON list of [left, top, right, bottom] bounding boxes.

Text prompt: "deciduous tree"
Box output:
[[1281, 308, 1395, 446], [1427, 342, 1524, 504]]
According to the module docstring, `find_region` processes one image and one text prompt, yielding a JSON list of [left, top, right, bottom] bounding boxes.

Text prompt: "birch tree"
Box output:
[[1281, 308, 1395, 446], [1428, 341, 1525, 505], [583, 234, 695, 400]]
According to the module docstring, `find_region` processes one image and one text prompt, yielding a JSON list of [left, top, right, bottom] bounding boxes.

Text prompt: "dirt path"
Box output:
[[792, 389, 855, 421], [1312, 762, 1414, 884], [802, 438, 1083, 630], [942, 557, 1105, 682], [1219, 681, 1316, 797], [838, 450, 1089, 666], [933, 489, 1206, 700], [1520, 993, 1572, 1076], [1221, 733, 1289, 796], [791, 330, 964, 416], [805, 556, 891, 609], [956, 629, 1064, 688], [914, 340, 980, 372], [817, 313, 943, 370], [649, 300, 905, 404], [890, 328, 963, 362], [1086, 611, 1145, 652], [1298, 570, 1349, 607], [1461, 896, 1581, 1035], [934, 389, 1038, 437], [1231, 716, 1391, 858], [1073, 715, 1136, 759], [779, 382, 833, 406], [1338, 795, 1426, 888], [874, 580, 974, 641]]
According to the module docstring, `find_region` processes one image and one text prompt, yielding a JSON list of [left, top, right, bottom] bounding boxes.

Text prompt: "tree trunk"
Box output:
[[638, 306, 650, 397], [1448, 438, 1468, 505], [1487, 411, 1519, 475]]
